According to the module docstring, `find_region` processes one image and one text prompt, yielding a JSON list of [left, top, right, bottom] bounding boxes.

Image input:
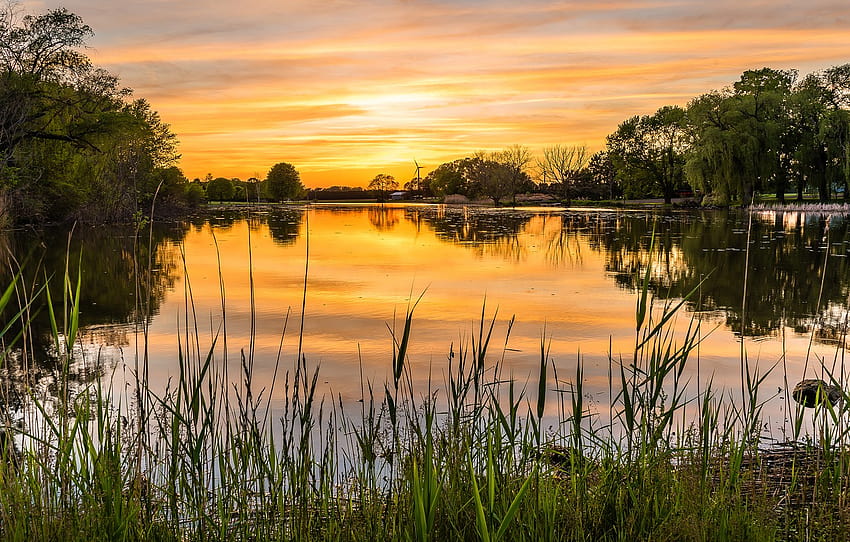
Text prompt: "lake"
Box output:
[[4, 204, 849, 437]]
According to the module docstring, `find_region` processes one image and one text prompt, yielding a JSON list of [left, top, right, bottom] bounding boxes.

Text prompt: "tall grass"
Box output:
[[1, 235, 850, 540]]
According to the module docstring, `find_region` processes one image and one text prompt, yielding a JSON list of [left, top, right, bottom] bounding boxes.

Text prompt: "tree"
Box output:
[[185, 181, 205, 207], [587, 151, 619, 200], [367, 173, 398, 201], [684, 67, 850, 204], [467, 158, 515, 205], [788, 70, 850, 202], [491, 145, 534, 204], [0, 6, 120, 167], [265, 162, 304, 201], [206, 177, 234, 201], [607, 106, 687, 204], [537, 145, 589, 203], [425, 159, 467, 196], [0, 4, 181, 223], [246, 176, 262, 202], [731, 68, 795, 203]]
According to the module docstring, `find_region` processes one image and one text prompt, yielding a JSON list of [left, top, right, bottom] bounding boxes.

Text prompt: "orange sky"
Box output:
[[27, 0, 850, 187]]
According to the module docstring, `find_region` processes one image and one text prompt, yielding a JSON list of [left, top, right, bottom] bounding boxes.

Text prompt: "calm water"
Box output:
[[5, 204, 850, 434]]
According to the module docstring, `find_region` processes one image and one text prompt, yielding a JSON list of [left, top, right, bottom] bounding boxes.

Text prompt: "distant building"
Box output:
[[390, 191, 407, 200]]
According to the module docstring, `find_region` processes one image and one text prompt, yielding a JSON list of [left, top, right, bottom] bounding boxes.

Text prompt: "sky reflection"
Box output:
[[109, 205, 845, 436]]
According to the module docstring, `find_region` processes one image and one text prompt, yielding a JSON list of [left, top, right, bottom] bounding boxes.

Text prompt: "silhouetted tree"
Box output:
[[206, 177, 234, 201], [265, 162, 304, 201], [537, 145, 589, 204], [368, 173, 398, 201]]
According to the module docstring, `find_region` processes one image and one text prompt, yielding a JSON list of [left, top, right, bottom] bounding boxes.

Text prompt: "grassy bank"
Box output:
[[0, 238, 849, 541]]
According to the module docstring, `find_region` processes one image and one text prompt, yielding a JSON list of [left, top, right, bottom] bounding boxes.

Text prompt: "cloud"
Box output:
[[28, 0, 850, 184]]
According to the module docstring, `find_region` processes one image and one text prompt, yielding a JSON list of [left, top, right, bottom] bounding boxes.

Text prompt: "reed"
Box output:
[[1, 241, 850, 541]]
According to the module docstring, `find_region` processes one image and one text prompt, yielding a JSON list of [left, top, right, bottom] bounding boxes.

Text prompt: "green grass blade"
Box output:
[[494, 467, 535, 541], [469, 455, 491, 542]]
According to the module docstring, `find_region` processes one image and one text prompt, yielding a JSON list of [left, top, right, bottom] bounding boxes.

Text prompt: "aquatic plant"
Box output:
[[0, 227, 849, 541]]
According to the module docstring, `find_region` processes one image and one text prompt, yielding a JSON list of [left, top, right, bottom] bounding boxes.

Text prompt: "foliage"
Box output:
[[265, 161, 304, 201], [424, 152, 531, 204], [537, 145, 590, 203], [424, 159, 468, 197], [680, 66, 850, 205], [367, 173, 398, 200], [0, 3, 186, 223], [205, 177, 235, 201], [607, 106, 688, 204], [184, 181, 206, 207], [684, 69, 795, 204], [488, 145, 535, 204], [586, 150, 620, 200]]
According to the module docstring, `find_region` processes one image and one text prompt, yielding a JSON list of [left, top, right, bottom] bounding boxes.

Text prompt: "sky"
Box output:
[[23, 0, 850, 187]]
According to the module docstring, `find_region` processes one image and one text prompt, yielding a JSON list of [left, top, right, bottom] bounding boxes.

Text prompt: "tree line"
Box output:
[[4, 5, 848, 223], [195, 162, 305, 203], [399, 66, 850, 206]]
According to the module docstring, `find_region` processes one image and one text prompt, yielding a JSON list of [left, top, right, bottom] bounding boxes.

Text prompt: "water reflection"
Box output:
[[4, 205, 849, 433], [582, 210, 849, 339], [0, 222, 187, 419], [6, 206, 848, 353], [267, 210, 304, 246], [407, 206, 534, 262], [407, 206, 850, 341], [368, 206, 401, 231]]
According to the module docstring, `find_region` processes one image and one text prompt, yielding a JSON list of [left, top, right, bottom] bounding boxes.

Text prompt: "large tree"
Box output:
[[491, 145, 534, 204], [607, 106, 687, 204], [684, 67, 850, 204], [424, 159, 468, 197], [0, 4, 182, 223], [586, 150, 619, 200], [367, 173, 398, 201], [788, 69, 850, 202], [205, 177, 234, 201], [265, 161, 304, 201], [467, 157, 518, 205]]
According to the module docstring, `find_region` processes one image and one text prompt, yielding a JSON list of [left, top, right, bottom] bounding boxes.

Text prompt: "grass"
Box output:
[[2, 229, 850, 541]]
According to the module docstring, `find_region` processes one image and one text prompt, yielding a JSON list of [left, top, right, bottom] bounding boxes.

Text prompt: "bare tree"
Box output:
[[537, 145, 590, 204]]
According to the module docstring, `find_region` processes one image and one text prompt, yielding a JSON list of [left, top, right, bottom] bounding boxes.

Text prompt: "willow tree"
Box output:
[[685, 69, 795, 204], [788, 67, 850, 201], [734, 69, 795, 202]]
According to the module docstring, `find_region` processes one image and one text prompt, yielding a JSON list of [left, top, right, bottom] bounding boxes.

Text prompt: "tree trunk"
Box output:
[[775, 170, 786, 203], [742, 181, 753, 207], [817, 173, 829, 202]]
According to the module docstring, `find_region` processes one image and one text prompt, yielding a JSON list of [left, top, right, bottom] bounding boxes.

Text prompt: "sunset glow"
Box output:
[[28, 0, 850, 186]]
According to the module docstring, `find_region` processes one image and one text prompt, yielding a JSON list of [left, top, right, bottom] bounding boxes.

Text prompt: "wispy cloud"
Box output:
[[29, 0, 850, 184]]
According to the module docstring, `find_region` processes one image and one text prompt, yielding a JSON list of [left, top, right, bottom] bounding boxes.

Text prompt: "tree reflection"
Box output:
[[411, 206, 534, 261], [0, 222, 186, 416], [578, 210, 850, 339], [267, 209, 304, 246], [409, 205, 850, 342], [368, 206, 402, 231]]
